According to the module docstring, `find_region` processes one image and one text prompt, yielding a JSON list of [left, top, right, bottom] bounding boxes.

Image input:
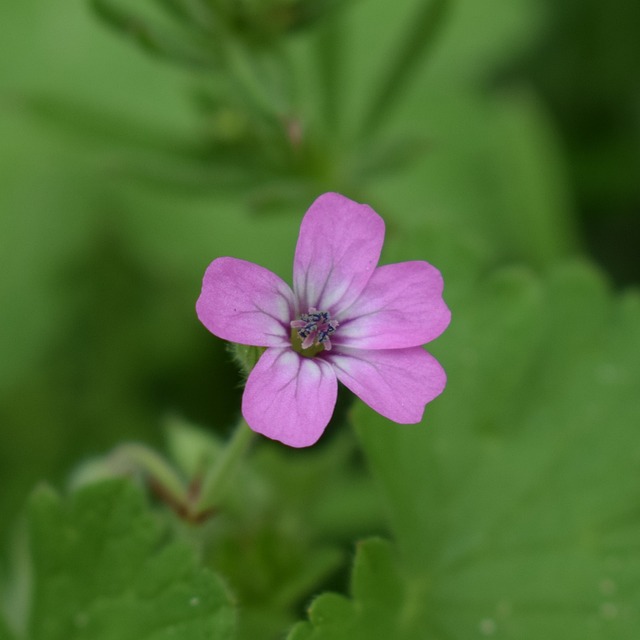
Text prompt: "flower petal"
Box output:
[[293, 193, 385, 313], [335, 261, 451, 349], [242, 348, 338, 447], [196, 257, 294, 347], [326, 346, 446, 423]]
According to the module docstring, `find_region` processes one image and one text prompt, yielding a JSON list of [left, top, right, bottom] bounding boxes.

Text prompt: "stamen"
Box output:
[[290, 307, 339, 354]]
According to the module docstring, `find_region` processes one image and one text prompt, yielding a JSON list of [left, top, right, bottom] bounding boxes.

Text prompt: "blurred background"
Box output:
[[0, 0, 639, 635]]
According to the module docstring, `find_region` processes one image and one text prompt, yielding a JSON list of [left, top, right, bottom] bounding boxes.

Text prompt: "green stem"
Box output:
[[193, 418, 255, 513]]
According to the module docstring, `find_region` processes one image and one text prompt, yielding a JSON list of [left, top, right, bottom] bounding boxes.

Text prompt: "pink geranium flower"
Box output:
[[196, 193, 451, 447]]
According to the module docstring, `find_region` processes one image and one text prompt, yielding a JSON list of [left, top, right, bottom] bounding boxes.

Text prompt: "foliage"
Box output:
[[1, 480, 235, 640], [0, 0, 638, 638], [291, 257, 640, 638]]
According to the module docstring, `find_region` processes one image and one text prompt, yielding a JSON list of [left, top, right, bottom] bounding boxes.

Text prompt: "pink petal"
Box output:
[[334, 261, 451, 349], [196, 257, 294, 347], [242, 348, 338, 447], [326, 346, 446, 423], [293, 193, 385, 314]]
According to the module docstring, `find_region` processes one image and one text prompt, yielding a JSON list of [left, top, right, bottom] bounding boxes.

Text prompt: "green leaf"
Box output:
[[164, 416, 223, 479], [415, 0, 545, 85], [293, 259, 640, 638], [151, 0, 214, 29], [205, 430, 383, 640], [91, 0, 217, 69], [22, 479, 235, 640], [360, 0, 450, 137], [369, 90, 578, 268], [0, 616, 15, 640], [289, 539, 412, 640], [488, 91, 579, 266]]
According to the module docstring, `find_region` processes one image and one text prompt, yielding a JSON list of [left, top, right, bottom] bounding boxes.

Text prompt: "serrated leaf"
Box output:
[[289, 539, 422, 640], [23, 480, 235, 640], [293, 259, 640, 638]]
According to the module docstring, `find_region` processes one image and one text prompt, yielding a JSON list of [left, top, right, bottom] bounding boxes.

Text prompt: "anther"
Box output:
[[291, 307, 339, 352]]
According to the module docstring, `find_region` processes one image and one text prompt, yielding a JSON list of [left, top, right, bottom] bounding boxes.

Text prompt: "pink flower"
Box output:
[[196, 193, 451, 447]]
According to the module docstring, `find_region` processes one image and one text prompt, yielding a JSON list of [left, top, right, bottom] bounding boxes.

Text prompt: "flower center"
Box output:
[[290, 308, 339, 357]]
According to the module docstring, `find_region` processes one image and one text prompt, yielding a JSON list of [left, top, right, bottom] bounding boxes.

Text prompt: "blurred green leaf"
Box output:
[[13, 94, 197, 155], [523, 0, 640, 223], [338, 0, 544, 134], [205, 430, 384, 640], [288, 538, 412, 640], [369, 263, 639, 636], [289, 0, 352, 32], [291, 255, 640, 638], [64, 419, 383, 640], [314, 7, 345, 134], [420, 0, 546, 85], [489, 90, 578, 266], [152, 0, 215, 29], [214, 0, 349, 37], [164, 416, 223, 479], [0, 616, 14, 640], [91, 0, 218, 69], [351, 135, 431, 182], [370, 90, 578, 267], [152, 0, 195, 24], [361, 0, 449, 137], [20, 479, 236, 640]]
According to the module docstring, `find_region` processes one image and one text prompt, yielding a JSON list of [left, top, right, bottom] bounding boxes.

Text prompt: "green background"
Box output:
[[1, 0, 639, 638]]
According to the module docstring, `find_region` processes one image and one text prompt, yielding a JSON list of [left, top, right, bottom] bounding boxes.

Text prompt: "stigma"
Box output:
[[291, 308, 339, 352]]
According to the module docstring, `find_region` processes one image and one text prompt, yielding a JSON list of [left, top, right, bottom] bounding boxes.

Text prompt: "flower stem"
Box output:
[[193, 418, 255, 514]]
